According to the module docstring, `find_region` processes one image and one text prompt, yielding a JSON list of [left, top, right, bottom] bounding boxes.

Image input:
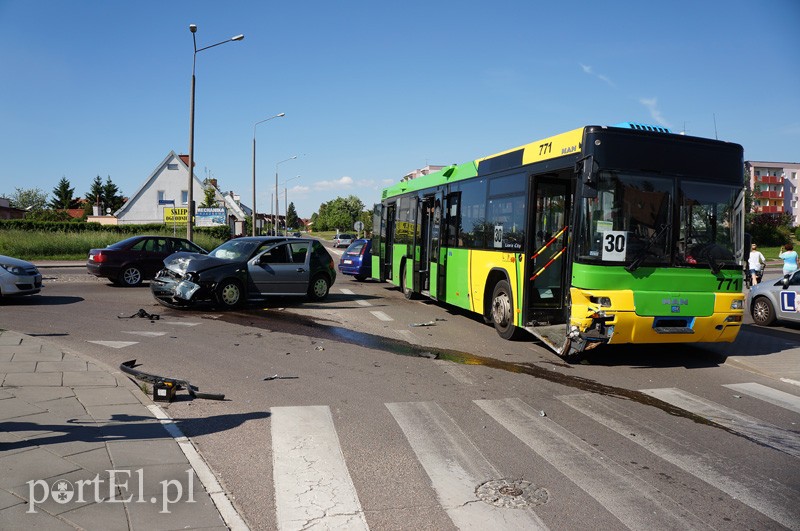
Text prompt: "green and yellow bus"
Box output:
[[372, 123, 746, 360]]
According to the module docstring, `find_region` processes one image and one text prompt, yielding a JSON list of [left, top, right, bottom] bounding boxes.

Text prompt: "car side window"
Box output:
[[152, 239, 168, 252], [789, 271, 800, 286], [289, 242, 309, 263], [260, 244, 290, 264], [130, 239, 147, 251]]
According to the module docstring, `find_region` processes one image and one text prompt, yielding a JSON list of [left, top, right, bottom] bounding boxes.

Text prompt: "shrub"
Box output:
[[746, 213, 794, 247]]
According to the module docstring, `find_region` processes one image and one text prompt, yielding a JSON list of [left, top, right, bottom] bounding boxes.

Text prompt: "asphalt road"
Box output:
[[2, 258, 799, 530]]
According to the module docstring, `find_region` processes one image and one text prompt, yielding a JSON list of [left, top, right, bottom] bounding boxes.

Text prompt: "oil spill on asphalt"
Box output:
[[216, 307, 744, 438]]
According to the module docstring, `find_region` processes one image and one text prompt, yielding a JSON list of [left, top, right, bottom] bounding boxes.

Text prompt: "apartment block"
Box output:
[[745, 160, 800, 225]]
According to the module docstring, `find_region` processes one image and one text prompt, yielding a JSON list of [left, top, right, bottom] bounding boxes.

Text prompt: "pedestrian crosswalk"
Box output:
[[269, 382, 800, 530]]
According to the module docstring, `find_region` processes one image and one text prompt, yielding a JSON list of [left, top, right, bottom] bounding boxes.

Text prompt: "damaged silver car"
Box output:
[[150, 236, 336, 309]]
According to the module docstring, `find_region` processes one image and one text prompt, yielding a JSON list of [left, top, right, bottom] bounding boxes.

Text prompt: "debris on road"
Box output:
[[418, 351, 438, 359], [118, 309, 160, 320], [263, 374, 299, 381], [120, 359, 225, 401], [410, 321, 436, 327]]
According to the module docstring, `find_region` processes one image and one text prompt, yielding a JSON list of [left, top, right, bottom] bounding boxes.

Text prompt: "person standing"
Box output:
[[747, 243, 766, 286], [778, 242, 798, 277]]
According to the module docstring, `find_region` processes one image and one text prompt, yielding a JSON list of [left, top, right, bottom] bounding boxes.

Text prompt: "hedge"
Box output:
[[0, 219, 231, 240]]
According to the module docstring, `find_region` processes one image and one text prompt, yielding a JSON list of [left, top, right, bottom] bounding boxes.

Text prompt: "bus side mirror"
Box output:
[[577, 156, 597, 198]]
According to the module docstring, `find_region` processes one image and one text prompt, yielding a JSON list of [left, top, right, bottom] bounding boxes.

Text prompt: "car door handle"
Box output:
[[296, 267, 306, 272]]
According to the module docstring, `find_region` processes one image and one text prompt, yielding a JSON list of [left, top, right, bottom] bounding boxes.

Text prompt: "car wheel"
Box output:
[[354, 274, 367, 281], [216, 279, 243, 309], [120, 266, 143, 287], [308, 274, 330, 301], [751, 296, 776, 326], [491, 280, 520, 340]]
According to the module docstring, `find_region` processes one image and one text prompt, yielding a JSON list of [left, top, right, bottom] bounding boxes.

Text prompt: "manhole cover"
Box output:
[[475, 478, 548, 509]]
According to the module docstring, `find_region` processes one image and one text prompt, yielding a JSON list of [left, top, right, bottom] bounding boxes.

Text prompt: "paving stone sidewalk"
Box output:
[[0, 330, 238, 530]]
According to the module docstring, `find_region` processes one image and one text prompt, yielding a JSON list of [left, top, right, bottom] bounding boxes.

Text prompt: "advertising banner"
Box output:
[[163, 208, 189, 224], [196, 208, 227, 227]]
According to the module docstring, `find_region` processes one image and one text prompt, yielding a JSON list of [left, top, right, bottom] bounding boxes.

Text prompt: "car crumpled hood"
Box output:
[[162, 252, 237, 275]]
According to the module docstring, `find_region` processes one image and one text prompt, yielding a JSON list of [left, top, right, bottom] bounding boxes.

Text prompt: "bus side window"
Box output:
[[445, 193, 461, 247]]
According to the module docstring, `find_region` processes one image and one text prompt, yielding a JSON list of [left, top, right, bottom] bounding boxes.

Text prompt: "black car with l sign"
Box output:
[[150, 236, 336, 309]]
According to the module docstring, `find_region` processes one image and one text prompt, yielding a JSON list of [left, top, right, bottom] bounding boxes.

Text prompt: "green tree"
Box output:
[[314, 195, 365, 232], [48, 177, 80, 210], [200, 184, 219, 208], [102, 176, 124, 213], [83, 175, 105, 216], [286, 201, 298, 229], [8, 187, 48, 212]]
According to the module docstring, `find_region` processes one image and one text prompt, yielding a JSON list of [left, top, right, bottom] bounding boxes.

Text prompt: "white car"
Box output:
[[333, 234, 353, 248], [748, 270, 800, 326], [0, 255, 42, 298]]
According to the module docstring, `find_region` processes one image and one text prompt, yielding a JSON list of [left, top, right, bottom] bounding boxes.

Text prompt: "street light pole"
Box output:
[[186, 24, 244, 241], [274, 156, 297, 235], [252, 113, 285, 236], [282, 175, 301, 233]]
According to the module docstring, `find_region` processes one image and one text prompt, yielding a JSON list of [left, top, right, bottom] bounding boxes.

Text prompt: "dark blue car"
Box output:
[[337, 239, 372, 281]]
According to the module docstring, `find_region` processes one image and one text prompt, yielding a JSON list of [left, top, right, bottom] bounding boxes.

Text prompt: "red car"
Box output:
[[87, 235, 207, 286]]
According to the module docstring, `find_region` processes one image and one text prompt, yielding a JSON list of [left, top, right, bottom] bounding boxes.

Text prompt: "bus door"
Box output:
[[527, 178, 571, 350], [429, 192, 444, 299], [383, 202, 396, 281], [415, 193, 440, 297]]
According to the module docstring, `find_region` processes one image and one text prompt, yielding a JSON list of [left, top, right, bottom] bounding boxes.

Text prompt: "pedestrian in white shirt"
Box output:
[[747, 243, 765, 287]]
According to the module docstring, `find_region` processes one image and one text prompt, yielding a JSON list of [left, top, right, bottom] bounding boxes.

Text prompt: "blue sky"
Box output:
[[1, 0, 798, 219]]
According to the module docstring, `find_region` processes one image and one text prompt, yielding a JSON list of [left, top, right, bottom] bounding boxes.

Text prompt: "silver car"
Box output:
[[748, 270, 800, 326], [0, 255, 42, 298], [332, 234, 353, 248]]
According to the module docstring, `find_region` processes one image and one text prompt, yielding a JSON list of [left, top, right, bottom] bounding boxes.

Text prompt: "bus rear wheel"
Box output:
[[401, 265, 414, 300], [491, 280, 519, 340]]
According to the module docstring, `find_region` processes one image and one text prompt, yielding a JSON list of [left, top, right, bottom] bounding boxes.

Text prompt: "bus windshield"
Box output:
[[577, 172, 739, 270], [577, 171, 672, 268], [677, 180, 739, 269]]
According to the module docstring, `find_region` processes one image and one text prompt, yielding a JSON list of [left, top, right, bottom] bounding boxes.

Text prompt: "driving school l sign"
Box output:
[[163, 208, 189, 224]]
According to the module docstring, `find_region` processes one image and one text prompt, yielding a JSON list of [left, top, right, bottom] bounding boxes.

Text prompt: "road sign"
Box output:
[[354, 221, 364, 231]]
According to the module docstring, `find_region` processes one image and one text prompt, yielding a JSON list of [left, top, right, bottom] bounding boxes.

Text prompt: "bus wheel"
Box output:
[[401, 265, 414, 300], [491, 280, 518, 340]]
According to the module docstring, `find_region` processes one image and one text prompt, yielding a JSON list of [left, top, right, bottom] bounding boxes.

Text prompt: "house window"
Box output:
[[181, 191, 188, 205], [168, 163, 179, 170], [157, 191, 165, 202]]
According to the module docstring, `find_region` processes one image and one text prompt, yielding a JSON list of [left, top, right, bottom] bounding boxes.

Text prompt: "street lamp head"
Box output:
[[190, 24, 197, 33], [231, 34, 244, 41], [277, 113, 286, 117]]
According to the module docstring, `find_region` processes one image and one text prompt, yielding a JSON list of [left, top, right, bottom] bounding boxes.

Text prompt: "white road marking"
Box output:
[[86, 340, 138, 349], [160, 321, 201, 326], [640, 387, 800, 459], [370, 310, 393, 322], [122, 331, 167, 337], [338, 288, 372, 306], [558, 392, 800, 529], [723, 382, 800, 414], [386, 401, 548, 530], [434, 360, 475, 385], [394, 329, 417, 343], [271, 406, 368, 531], [780, 378, 800, 388], [475, 398, 710, 530]]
